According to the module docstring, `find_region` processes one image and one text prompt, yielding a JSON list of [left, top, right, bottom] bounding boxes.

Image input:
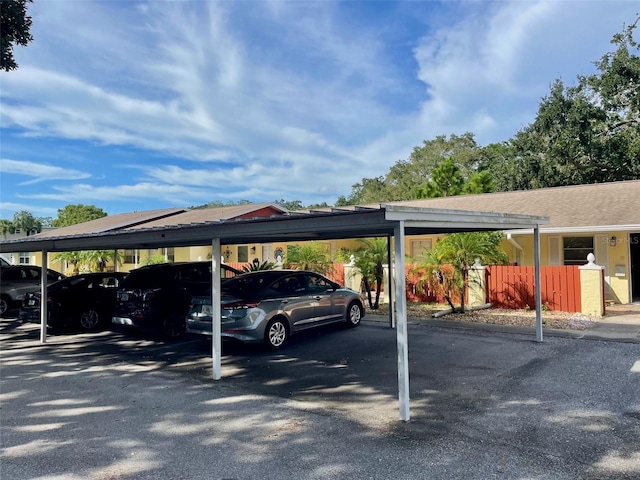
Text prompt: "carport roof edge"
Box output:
[[0, 204, 548, 253]]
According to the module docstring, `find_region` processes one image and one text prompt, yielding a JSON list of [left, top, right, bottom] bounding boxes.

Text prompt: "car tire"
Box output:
[[264, 317, 288, 349], [162, 312, 186, 339], [0, 296, 10, 317], [345, 301, 362, 328], [79, 309, 100, 330]]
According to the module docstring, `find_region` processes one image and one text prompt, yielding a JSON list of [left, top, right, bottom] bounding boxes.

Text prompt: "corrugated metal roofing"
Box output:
[[29, 207, 187, 239]]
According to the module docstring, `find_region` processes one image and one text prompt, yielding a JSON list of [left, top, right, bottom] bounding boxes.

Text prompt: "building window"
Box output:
[[19, 253, 30, 264], [237, 245, 248, 263], [123, 249, 137, 264], [165, 247, 175, 262], [563, 237, 594, 266]]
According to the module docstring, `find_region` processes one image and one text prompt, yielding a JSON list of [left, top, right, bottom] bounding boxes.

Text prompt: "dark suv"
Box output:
[[111, 262, 241, 338], [0, 265, 66, 316]]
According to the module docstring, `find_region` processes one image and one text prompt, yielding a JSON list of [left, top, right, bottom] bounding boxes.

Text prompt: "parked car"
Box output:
[[186, 270, 365, 349], [0, 265, 66, 317], [112, 262, 241, 338], [19, 272, 128, 330]]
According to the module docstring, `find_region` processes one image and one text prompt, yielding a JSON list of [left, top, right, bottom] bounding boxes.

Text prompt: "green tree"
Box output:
[[241, 259, 275, 272], [351, 238, 388, 310], [341, 133, 487, 204], [50, 204, 112, 273], [498, 17, 640, 190], [192, 199, 252, 209], [414, 232, 507, 313], [0, 219, 15, 239], [141, 254, 167, 266], [80, 250, 123, 272], [283, 242, 332, 275], [1, 0, 33, 72], [52, 204, 108, 227], [415, 158, 466, 198], [274, 199, 303, 211], [12, 210, 42, 235], [53, 251, 83, 275]]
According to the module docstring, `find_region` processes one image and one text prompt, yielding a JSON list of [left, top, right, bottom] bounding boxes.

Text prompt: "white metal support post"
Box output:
[[394, 222, 410, 421], [211, 238, 223, 380], [40, 250, 48, 344], [534, 226, 543, 342]]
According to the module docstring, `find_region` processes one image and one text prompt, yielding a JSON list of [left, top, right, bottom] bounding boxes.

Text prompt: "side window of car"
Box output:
[[27, 268, 41, 281], [194, 265, 209, 282], [102, 277, 119, 288], [305, 274, 331, 293], [273, 277, 297, 294]]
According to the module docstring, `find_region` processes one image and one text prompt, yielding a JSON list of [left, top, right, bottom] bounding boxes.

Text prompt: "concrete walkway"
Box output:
[[367, 303, 640, 343]]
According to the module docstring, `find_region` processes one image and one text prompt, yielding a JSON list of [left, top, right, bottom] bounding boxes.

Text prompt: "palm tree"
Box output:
[[415, 232, 507, 312], [352, 237, 388, 310], [54, 251, 83, 275], [241, 259, 275, 272], [80, 250, 124, 272], [0, 219, 15, 239], [283, 242, 332, 275]]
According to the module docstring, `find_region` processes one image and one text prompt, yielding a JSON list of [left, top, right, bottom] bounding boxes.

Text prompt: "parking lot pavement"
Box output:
[[1, 316, 639, 480]]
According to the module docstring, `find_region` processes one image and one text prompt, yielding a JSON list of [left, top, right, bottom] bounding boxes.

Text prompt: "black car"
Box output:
[[112, 262, 241, 338], [19, 272, 128, 330], [0, 265, 66, 317]]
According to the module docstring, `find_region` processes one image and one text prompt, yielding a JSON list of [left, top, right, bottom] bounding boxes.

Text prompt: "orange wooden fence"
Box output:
[[486, 265, 581, 312], [225, 262, 583, 313]]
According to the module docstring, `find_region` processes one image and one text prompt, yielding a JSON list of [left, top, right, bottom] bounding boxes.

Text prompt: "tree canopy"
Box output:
[[484, 16, 640, 191], [340, 133, 488, 204], [1, 0, 33, 72], [52, 204, 108, 227], [12, 210, 41, 235]]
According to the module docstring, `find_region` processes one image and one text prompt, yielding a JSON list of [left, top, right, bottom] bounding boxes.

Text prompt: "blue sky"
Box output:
[[1, 0, 637, 220]]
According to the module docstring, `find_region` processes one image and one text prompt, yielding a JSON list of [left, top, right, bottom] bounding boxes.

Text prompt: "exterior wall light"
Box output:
[[610, 236, 617, 247]]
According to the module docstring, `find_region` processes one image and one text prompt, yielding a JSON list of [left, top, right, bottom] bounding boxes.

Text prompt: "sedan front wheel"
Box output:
[[345, 302, 362, 327]]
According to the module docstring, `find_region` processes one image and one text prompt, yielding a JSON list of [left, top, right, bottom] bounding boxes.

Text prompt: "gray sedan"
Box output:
[[186, 270, 364, 349]]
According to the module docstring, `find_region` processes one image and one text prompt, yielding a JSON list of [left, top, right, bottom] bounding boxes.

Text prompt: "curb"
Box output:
[[363, 314, 640, 344]]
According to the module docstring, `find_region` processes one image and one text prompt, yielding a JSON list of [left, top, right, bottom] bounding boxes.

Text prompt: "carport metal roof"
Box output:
[[0, 204, 546, 252], [0, 203, 548, 422]]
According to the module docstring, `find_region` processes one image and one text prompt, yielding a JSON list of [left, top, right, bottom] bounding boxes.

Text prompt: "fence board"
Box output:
[[486, 265, 581, 313]]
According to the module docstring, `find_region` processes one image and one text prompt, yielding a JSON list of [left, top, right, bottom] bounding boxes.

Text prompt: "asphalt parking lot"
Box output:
[[1, 316, 639, 480]]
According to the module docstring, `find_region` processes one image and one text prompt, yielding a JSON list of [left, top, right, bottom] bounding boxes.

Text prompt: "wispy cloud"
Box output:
[[1, 159, 91, 185], [0, 0, 637, 219]]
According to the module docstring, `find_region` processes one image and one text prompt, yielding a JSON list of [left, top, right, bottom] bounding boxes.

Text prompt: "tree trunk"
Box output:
[[373, 265, 384, 309], [361, 278, 375, 309], [459, 269, 467, 313]]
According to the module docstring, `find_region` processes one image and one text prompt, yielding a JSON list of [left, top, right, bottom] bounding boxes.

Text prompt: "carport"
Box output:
[[0, 203, 548, 421]]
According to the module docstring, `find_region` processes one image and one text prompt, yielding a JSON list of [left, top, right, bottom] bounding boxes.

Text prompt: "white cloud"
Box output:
[[0, 159, 91, 185], [1, 0, 637, 219]]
